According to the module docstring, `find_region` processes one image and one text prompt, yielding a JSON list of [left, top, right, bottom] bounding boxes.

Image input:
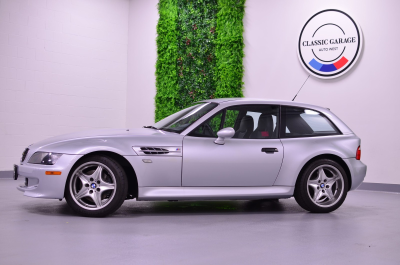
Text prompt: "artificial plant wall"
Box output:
[[155, 0, 245, 121], [155, 0, 179, 121]]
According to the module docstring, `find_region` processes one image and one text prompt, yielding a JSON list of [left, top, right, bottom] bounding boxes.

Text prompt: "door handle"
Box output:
[[261, 148, 278, 153]]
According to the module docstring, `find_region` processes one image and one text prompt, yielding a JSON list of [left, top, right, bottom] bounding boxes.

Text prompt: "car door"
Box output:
[[182, 104, 284, 187]]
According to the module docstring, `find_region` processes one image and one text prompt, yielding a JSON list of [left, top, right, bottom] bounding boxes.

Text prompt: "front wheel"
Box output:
[[65, 155, 128, 217], [294, 159, 348, 213]]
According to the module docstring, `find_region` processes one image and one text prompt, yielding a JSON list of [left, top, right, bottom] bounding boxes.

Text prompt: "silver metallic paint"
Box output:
[[124, 156, 182, 187], [17, 154, 82, 199], [274, 134, 361, 187], [138, 186, 294, 201], [214, 127, 235, 145], [343, 158, 367, 190], [15, 99, 366, 201], [28, 128, 183, 156], [182, 137, 284, 186]]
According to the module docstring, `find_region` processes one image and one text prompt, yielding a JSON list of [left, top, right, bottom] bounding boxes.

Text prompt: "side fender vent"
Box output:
[[132, 146, 182, 157], [140, 147, 169, 155]]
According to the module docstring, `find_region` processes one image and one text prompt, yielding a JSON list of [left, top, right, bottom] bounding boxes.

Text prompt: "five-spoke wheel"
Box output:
[[71, 162, 116, 209], [307, 165, 345, 208], [294, 159, 348, 213], [65, 156, 128, 217]]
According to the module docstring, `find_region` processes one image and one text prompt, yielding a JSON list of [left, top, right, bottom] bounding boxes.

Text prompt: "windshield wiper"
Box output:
[[143, 126, 158, 130]]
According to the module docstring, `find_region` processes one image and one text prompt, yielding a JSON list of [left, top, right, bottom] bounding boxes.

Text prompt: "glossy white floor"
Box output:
[[1, 178, 399, 265]]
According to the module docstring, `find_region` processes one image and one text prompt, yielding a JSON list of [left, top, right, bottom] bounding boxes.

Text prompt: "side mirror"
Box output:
[[214, 127, 235, 145]]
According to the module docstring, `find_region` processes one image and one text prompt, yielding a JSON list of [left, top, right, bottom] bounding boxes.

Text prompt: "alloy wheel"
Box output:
[[69, 162, 117, 210], [306, 164, 345, 208]]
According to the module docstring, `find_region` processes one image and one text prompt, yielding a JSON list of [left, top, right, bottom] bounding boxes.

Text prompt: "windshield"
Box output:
[[154, 103, 218, 133]]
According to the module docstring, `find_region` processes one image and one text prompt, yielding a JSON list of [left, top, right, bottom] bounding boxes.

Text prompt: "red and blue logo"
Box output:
[[309, 56, 348, 72]]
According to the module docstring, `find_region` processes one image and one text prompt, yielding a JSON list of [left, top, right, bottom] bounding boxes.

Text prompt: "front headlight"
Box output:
[[28, 152, 63, 165]]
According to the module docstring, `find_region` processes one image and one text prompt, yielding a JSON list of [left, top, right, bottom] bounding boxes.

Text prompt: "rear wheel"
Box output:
[[294, 159, 348, 213], [65, 155, 128, 217]]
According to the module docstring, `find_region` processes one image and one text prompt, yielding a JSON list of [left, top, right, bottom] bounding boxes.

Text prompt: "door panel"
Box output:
[[182, 136, 284, 186]]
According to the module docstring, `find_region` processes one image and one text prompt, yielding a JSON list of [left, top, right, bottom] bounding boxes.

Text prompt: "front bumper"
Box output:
[[16, 154, 82, 199], [343, 158, 367, 191]]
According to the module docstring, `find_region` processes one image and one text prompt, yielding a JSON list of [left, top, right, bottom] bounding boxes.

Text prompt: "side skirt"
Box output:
[[138, 186, 294, 201]]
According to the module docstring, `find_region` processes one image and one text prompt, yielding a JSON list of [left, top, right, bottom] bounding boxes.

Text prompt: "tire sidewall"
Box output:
[[65, 155, 128, 217], [295, 159, 349, 213]]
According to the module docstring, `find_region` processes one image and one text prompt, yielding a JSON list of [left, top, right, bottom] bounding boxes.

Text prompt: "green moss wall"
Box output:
[[155, 0, 245, 121]]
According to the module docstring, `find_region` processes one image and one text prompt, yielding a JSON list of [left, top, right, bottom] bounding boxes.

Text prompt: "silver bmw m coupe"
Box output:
[[14, 98, 366, 217]]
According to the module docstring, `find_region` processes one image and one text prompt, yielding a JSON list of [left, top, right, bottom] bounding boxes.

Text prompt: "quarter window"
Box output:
[[281, 106, 340, 138]]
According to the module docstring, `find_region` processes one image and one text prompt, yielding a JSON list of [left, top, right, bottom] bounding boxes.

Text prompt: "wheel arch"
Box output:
[[64, 151, 138, 200], [295, 154, 352, 191]]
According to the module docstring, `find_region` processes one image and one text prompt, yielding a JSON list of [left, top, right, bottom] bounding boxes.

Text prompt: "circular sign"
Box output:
[[298, 9, 363, 79]]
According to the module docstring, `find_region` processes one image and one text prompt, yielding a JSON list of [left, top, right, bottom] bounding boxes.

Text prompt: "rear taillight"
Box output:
[[356, 146, 361, 160]]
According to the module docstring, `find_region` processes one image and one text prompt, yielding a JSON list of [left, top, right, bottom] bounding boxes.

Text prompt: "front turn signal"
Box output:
[[45, 171, 62, 175]]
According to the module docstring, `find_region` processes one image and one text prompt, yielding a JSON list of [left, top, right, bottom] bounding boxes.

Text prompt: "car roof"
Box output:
[[196, 98, 353, 135], [198, 98, 328, 110]]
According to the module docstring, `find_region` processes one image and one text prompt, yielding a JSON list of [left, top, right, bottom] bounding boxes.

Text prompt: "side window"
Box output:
[[225, 105, 279, 139], [188, 105, 280, 139], [223, 109, 240, 128], [188, 111, 223, 138], [281, 106, 340, 138]]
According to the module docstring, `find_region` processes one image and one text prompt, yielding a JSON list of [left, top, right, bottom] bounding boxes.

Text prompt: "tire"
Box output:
[[294, 159, 348, 213], [65, 155, 128, 217]]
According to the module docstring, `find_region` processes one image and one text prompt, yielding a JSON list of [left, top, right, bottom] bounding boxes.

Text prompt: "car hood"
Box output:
[[28, 128, 183, 155]]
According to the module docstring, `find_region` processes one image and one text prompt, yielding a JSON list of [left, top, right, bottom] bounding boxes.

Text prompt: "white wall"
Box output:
[[1, 0, 398, 185], [126, 0, 158, 128], [244, 0, 400, 184], [0, 0, 129, 170]]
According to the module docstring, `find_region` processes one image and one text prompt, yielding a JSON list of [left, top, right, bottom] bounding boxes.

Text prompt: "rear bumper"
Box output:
[[16, 154, 82, 199], [343, 158, 367, 190]]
